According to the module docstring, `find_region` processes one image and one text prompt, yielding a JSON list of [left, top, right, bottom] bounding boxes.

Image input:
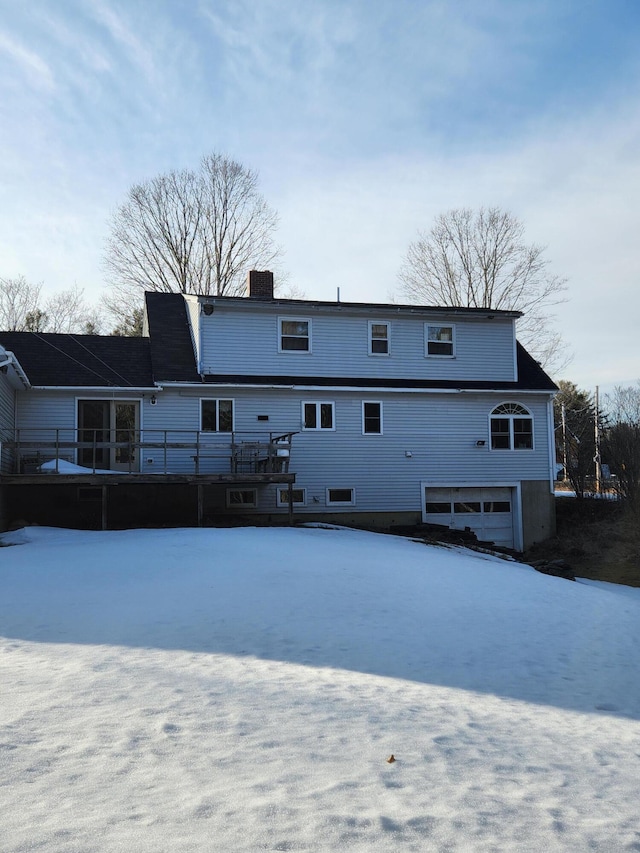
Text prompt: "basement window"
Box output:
[[276, 488, 306, 507], [326, 487, 355, 506], [226, 489, 258, 508]]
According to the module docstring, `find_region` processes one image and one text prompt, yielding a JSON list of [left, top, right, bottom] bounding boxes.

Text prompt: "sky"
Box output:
[[0, 0, 639, 390]]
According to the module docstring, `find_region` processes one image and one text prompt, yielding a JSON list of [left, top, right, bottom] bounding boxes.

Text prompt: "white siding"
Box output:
[[140, 387, 552, 506], [183, 296, 202, 369], [0, 373, 16, 473], [198, 305, 517, 382]]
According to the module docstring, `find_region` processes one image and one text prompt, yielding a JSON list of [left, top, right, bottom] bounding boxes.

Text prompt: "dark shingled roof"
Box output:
[[0, 296, 556, 392], [202, 344, 557, 392], [0, 332, 154, 387], [144, 292, 201, 383], [514, 342, 557, 391]]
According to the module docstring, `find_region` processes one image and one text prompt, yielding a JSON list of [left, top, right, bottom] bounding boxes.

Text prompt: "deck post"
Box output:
[[197, 483, 204, 526], [101, 485, 108, 530], [288, 481, 294, 526]]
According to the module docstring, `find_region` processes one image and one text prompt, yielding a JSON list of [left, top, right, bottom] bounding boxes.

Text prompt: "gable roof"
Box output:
[[514, 342, 557, 391], [144, 292, 201, 383], [0, 332, 154, 387]]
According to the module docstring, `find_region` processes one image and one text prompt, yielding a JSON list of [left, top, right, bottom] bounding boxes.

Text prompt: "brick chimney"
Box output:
[[247, 270, 274, 299]]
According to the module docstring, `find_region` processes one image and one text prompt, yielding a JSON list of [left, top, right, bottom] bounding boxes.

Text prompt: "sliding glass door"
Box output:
[[78, 400, 139, 471]]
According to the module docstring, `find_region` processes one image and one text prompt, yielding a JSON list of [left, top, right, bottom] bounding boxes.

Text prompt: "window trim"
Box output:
[[226, 488, 258, 508], [425, 323, 456, 358], [362, 400, 383, 435], [368, 320, 390, 356], [278, 316, 312, 353], [489, 402, 534, 451], [301, 401, 335, 431], [276, 487, 307, 507], [201, 398, 234, 433], [326, 487, 356, 506]]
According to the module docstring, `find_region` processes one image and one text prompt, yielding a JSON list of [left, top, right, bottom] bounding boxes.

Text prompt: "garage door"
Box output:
[[423, 486, 514, 549]]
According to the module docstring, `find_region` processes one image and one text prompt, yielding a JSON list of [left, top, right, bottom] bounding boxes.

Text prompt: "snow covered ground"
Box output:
[[1, 525, 640, 852]]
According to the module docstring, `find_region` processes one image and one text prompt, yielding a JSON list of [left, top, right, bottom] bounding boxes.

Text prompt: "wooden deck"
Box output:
[[0, 472, 295, 486], [0, 430, 298, 529], [1, 429, 297, 478]]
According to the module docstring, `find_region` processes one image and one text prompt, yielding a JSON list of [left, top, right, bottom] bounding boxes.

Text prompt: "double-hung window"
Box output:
[[362, 401, 383, 434], [426, 324, 455, 357], [368, 321, 389, 355], [490, 403, 533, 450], [201, 399, 234, 432], [280, 318, 311, 352], [302, 401, 334, 430]]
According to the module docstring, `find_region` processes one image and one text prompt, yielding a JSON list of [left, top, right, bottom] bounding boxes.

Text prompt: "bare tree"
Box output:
[[0, 275, 42, 330], [398, 207, 568, 371], [0, 277, 102, 333], [44, 285, 103, 333], [605, 382, 640, 426], [104, 153, 281, 299], [602, 383, 640, 507]]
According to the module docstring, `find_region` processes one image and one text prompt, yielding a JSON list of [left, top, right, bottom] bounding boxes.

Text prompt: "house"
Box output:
[[0, 271, 557, 549]]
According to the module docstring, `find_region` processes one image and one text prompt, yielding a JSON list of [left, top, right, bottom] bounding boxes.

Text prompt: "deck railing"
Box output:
[[1, 428, 297, 476]]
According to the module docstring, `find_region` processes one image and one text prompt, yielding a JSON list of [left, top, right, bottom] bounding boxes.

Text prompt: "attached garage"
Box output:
[[422, 485, 517, 550]]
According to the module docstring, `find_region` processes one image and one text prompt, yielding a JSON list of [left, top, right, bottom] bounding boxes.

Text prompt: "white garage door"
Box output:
[[423, 486, 514, 549]]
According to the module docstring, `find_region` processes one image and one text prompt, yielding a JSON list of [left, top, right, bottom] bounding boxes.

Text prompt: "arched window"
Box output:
[[490, 403, 533, 450]]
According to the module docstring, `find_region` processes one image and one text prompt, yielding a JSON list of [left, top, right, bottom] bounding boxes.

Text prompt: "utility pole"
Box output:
[[561, 402, 568, 481], [594, 385, 601, 494]]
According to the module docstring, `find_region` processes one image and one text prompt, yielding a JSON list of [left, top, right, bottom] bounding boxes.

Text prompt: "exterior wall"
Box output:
[[197, 302, 517, 382], [149, 386, 553, 549], [184, 296, 202, 369], [0, 372, 16, 529], [0, 371, 16, 475], [521, 479, 556, 550], [0, 294, 556, 542], [14, 386, 553, 484], [14, 391, 149, 470]]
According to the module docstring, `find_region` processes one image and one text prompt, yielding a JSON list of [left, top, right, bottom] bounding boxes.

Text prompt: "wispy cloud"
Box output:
[[88, 0, 157, 84], [0, 31, 55, 91]]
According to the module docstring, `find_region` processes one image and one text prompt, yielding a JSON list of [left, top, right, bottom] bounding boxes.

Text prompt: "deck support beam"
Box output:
[[101, 485, 108, 530], [197, 484, 204, 527]]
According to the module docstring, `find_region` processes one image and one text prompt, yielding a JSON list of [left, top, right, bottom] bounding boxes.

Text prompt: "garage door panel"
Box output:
[[424, 486, 514, 549]]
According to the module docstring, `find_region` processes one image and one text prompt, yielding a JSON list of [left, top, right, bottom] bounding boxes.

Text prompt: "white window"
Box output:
[[201, 399, 234, 432], [362, 401, 383, 434], [302, 401, 335, 430], [279, 318, 311, 352], [226, 488, 257, 508], [426, 324, 455, 357], [368, 321, 390, 355], [326, 487, 356, 506], [276, 487, 306, 507], [490, 403, 533, 450]]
